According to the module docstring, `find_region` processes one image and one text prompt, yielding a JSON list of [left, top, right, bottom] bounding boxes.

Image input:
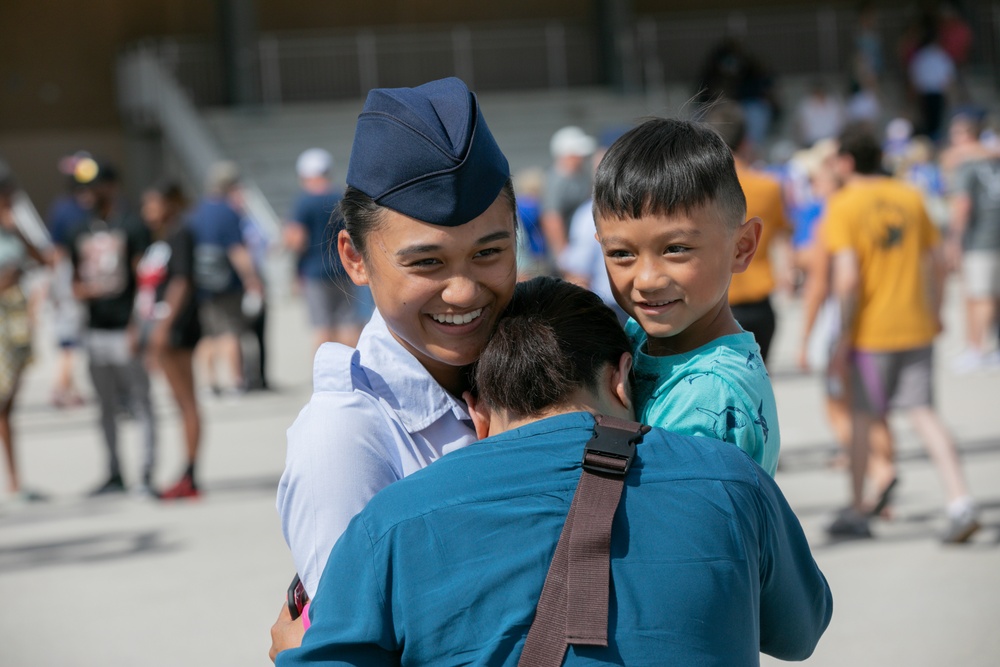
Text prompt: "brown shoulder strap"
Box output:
[[518, 415, 650, 667]]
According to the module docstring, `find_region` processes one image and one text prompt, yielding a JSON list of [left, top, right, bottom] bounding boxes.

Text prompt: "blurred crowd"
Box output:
[[0, 149, 372, 503]]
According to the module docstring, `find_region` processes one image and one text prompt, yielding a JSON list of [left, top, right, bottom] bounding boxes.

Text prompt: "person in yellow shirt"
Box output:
[[824, 123, 978, 544], [706, 103, 791, 363]]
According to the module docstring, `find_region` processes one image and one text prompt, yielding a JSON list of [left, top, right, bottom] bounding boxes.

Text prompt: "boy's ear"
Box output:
[[732, 217, 762, 274], [338, 229, 369, 286], [462, 391, 492, 440], [610, 352, 634, 414]]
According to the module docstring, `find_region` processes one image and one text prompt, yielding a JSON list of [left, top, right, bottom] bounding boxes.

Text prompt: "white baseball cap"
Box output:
[[296, 148, 333, 178], [550, 126, 596, 158]]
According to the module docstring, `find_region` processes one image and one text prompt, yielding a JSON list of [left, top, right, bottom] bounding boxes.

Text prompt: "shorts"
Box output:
[[303, 276, 363, 329], [963, 250, 1000, 298], [170, 319, 202, 350], [850, 346, 934, 417], [199, 291, 246, 337], [0, 286, 32, 403]]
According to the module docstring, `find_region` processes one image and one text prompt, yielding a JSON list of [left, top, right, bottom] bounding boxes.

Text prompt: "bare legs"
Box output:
[[1, 392, 20, 494], [827, 395, 896, 510], [907, 406, 971, 503], [159, 347, 201, 467], [197, 333, 244, 393], [965, 296, 998, 354]]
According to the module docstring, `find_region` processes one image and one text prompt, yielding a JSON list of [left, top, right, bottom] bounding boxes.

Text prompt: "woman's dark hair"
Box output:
[[149, 179, 188, 208], [473, 276, 630, 419], [594, 117, 746, 230], [837, 122, 883, 175], [338, 178, 517, 257]]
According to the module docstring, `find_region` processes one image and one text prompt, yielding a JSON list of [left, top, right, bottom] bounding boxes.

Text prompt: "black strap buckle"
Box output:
[[581, 418, 649, 476]]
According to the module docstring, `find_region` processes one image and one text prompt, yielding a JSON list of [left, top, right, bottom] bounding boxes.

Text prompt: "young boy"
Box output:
[[593, 117, 780, 475]]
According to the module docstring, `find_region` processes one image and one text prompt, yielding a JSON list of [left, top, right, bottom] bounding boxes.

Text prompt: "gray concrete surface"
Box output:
[[1, 276, 998, 666]]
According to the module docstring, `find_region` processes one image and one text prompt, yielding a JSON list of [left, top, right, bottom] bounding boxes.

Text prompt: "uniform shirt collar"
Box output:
[[357, 309, 471, 432]]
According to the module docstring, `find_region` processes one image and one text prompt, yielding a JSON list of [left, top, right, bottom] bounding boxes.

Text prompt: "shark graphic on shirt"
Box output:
[[756, 400, 769, 442], [696, 406, 752, 442], [696, 401, 771, 445], [745, 351, 764, 372]]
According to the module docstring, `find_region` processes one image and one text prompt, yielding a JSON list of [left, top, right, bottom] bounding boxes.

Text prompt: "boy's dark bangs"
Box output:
[[595, 143, 727, 220]]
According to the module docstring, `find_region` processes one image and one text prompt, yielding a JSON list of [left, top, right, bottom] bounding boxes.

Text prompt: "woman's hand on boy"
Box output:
[[269, 603, 306, 663]]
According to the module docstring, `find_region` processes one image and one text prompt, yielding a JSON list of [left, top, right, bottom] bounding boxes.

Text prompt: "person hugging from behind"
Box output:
[[593, 117, 780, 475], [274, 277, 832, 665]]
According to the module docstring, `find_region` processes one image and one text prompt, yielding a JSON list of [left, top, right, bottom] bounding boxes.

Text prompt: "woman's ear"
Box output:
[[338, 229, 368, 286], [732, 216, 762, 274]]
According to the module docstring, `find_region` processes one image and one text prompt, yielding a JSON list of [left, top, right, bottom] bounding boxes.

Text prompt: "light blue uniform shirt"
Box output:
[[277, 309, 476, 597], [276, 413, 831, 666], [627, 320, 781, 476]]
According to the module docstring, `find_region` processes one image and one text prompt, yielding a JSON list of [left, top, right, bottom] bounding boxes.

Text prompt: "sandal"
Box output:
[[868, 476, 898, 518]]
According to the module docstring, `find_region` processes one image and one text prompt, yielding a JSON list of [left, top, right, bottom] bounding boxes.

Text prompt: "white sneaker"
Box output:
[[942, 499, 980, 544]]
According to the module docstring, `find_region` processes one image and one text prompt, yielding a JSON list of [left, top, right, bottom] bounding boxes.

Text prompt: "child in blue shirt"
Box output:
[[593, 118, 780, 475]]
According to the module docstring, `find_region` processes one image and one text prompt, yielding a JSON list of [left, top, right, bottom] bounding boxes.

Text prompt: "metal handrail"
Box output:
[[116, 45, 282, 239], [11, 190, 52, 251]]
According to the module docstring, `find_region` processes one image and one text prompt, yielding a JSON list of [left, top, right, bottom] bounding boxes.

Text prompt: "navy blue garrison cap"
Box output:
[[346, 77, 510, 227]]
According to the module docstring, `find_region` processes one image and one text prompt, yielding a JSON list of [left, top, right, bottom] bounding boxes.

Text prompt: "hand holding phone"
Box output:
[[287, 573, 308, 620]]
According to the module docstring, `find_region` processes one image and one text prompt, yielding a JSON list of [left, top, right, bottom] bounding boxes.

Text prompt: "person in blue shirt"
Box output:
[[187, 161, 263, 402], [274, 277, 832, 666], [283, 148, 366, 353], [593, 118, 780, 475]]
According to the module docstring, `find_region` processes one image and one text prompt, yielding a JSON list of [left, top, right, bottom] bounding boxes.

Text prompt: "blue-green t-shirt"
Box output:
[[627, 319, 780, 476]]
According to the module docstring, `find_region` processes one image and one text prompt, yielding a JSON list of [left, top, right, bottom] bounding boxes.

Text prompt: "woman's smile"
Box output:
[[428, 307, 484, 326]]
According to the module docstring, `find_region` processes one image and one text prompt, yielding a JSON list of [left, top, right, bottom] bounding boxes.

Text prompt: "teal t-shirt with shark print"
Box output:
[[626, 320, 780, 476]]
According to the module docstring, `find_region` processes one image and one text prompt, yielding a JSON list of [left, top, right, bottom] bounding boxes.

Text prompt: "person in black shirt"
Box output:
[[137, 181, 204, 499], [65, 159, 157, 497]]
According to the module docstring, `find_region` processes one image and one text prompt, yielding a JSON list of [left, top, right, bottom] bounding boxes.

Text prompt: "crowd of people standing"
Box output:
[[0, 152, 286, 500]]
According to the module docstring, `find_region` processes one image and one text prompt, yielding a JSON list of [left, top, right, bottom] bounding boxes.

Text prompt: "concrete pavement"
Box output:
[[1, 277, 998, 666]]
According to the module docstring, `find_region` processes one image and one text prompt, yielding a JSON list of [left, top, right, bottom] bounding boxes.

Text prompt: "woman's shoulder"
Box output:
[[303, 343, 399, 426], [311, 342, 367, 394], [290, 343, 408, 454]]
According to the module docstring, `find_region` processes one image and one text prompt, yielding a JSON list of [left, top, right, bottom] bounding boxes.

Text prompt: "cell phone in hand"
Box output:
[[287, 573, 308, 620]]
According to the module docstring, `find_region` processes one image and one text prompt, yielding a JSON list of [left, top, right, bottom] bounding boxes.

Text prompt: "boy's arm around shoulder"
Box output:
[[729, 466, 833, 660], [277, 343, 403, 599]]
